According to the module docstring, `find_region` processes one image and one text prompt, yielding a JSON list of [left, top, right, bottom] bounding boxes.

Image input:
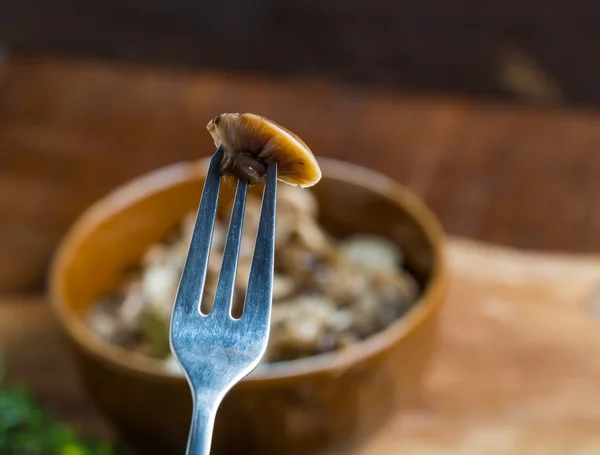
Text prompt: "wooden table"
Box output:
[[2, 57, 600, 453], [3, 238, 600, 454]]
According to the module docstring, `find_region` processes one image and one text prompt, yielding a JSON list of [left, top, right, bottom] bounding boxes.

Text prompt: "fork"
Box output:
[[170, 145, 277, 455]]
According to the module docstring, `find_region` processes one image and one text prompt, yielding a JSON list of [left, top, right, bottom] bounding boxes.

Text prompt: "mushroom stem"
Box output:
[[220, 150, 267, 185]]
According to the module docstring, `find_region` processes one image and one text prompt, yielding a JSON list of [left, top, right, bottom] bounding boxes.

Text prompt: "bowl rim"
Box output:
[[49, 156, 447, 385]]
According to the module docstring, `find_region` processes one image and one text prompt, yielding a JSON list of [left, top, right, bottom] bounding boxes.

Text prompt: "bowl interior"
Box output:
[[51, 158, 444, 378]]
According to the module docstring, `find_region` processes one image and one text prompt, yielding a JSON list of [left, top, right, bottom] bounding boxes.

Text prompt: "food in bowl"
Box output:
[[87, 183, 420, 371]]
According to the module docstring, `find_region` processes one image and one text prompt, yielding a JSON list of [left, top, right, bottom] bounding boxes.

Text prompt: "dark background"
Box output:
[[1, 0, 599, 106]]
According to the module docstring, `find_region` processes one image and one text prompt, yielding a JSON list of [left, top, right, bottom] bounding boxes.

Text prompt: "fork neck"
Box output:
[[186, 390, 223, 455]]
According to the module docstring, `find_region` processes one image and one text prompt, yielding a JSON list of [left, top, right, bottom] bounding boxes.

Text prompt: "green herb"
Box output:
[[0, 349, 116, 455], [141, 309, 171, 359]]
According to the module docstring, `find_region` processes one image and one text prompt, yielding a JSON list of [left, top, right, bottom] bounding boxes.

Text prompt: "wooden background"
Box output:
[[2, 7, 600, 451], [1, 0, 600, 106], [2, 56, 600, 293]]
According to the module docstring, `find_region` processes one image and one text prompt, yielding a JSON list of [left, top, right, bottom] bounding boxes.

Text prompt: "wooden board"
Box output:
[[3, 57, 600, 293], [3, 237, 600, 453]]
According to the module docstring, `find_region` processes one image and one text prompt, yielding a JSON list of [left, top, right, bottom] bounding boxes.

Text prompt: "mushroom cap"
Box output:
[[206, 113, 322, 188]]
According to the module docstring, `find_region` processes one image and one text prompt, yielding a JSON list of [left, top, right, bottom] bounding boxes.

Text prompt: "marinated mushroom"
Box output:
[[206, 113, 322, 187], [268, 296, 338, 361], [340, 235, 403, 272]]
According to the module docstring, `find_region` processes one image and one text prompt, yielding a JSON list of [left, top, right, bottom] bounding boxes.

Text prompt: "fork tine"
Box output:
[[172, 146, 224, 320], [211, 179, 248, 318], [242, 162, 277, 325]]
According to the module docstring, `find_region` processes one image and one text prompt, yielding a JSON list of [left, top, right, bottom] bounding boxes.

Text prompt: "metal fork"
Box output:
[[170, 146, 277, 455]]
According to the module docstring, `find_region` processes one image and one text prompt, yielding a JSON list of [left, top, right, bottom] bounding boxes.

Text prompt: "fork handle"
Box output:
[[186, 392, 222, 455]]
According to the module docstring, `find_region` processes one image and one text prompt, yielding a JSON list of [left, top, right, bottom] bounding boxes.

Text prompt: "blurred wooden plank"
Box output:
[[3, 238, 600, 452], [0, 57, 458, 292], [360, 238, 600, 454], [2, 57, 600, 293], [2, 0, 600, 104]]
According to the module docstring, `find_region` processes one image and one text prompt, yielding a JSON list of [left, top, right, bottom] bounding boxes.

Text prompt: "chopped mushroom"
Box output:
[[370, 271, 419, 309], [277, 184, 319, 218], [206, 113, 322, 187], [340, 235, 403, 272], [268, 296, 338, 361], [272, 274, 298, 301]]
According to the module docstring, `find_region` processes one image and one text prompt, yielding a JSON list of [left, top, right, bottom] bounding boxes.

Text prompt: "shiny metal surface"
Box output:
[[170, 146, 277, 455]]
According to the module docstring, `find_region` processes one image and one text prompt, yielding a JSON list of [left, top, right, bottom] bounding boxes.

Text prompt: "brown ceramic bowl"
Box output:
[[49, 157, 447, 455]]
